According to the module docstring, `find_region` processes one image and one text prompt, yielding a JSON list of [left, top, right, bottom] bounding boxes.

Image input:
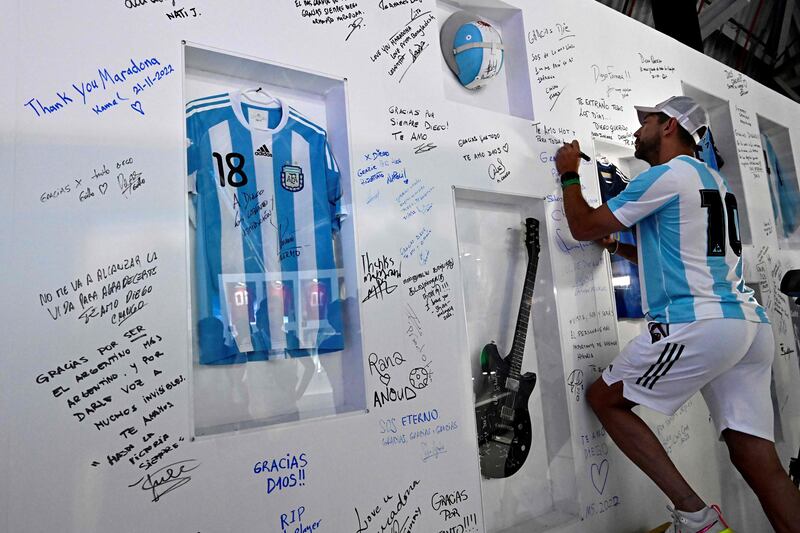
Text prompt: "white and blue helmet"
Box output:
[[440, 11, 504, 90]]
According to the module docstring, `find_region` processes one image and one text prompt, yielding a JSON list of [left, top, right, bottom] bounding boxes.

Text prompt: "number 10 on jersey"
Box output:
[[700, 189, 742, 257]]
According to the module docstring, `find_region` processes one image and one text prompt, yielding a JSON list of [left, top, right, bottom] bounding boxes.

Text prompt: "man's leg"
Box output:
[[723, 429, 800, 533], [586, 377, 706, 512]]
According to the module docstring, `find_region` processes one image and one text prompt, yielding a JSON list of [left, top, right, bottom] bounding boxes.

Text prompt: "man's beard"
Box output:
[[634, 136, 660, 166]]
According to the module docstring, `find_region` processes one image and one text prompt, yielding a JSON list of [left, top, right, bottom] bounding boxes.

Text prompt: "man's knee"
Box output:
[[586, 378, 631, 414], [723, 429, 781, 476]]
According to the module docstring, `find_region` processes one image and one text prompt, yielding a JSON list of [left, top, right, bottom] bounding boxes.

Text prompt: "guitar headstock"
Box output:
[[524, 217, 540, 259]]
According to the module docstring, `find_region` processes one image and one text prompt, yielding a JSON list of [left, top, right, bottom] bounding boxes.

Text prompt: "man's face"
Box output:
[[634, 113, 664, 165]]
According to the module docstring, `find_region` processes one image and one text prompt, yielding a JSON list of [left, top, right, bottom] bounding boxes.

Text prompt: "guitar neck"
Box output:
[[508, 251, 539, 378]]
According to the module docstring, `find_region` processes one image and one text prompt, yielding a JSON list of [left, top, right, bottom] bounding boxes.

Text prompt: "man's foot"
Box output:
[[667, 504, 733, 533]]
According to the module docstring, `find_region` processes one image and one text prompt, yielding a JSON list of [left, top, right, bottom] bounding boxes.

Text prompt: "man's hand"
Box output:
[[595, 235, 617, 252], [595, 234, 638, 264], [555, 140, 582, 176]]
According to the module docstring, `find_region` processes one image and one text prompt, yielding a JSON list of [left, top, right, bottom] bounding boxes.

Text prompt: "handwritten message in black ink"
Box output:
[[579, 428, 622, 517], [763, 219, 775, 238], [733, 106, 764, 177], [725, 69, 749, 96], [533, 122, 577, 148], [37, 250, 159, 327], [388, 105, 448, 148], [164, 5, 201, 20], [360, 252, 402, 303], [458, 132, 511, 181], [431, 489, 479, 533], [370, 7, 435, 82], [567, 369, 585, 402], [123, 0, 203, 22], [576, 96, 633, 146], [369, 351, 423, 408], [528, 21, 576, 110], [756, 246, 790, 336], [406, 303, 431, 365], [128, 459, 200, 502], [637, 53, 676, 80], [38, 156, 146, 206], [592, 64, 633, 103], [403, 258, 455, 320], [293, 0, 365, 40], [34, 323, 193, 501], [567, 308, 617, 361], [353, 479, 422, 533]]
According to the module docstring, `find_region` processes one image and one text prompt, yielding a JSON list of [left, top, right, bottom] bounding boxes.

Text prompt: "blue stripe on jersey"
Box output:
[[638, 197, 697, 322], [288, 116, 337, 272], [195, 115, 224, 321], [681, 157, 745, 320], [300, 119, 331, 352], [637, 217, 667, 320]]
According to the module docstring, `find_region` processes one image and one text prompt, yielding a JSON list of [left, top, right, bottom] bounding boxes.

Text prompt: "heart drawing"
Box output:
[[99, 183, 108, 195], [131, 101, 144, 116], [591, 459, 609, 495]]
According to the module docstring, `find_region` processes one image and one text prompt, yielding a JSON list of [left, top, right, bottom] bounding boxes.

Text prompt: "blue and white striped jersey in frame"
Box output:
[[762, 133, 800, 238], [186, 90, 345, 364], [606, 155, 768, 325]]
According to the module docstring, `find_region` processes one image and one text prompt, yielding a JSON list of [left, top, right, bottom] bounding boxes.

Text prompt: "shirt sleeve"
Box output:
[[605, 164, 676, 227], [324, 137, 346, 232]]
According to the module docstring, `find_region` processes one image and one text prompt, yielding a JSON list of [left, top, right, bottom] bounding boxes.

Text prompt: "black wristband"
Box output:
[[560, 171, 580, 187]]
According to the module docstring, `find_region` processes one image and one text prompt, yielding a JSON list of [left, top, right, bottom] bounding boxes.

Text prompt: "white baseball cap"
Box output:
[[634, 96, 709, 142]]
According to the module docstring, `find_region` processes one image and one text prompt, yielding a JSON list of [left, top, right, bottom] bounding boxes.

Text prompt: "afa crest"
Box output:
[[281, 164, 304, 192]]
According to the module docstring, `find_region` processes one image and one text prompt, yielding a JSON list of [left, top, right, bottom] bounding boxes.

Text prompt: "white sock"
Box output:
[[681, 506, 711, 523]]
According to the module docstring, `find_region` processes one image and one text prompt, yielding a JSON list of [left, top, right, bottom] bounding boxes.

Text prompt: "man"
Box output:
[[555, 95, 800, 533]]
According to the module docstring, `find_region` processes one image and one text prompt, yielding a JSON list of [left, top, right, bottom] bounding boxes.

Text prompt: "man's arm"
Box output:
[[556, 140, 628, 241]]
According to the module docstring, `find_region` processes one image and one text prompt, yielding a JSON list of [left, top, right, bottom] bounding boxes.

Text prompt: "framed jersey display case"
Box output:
[[183, 44, 366, 436]]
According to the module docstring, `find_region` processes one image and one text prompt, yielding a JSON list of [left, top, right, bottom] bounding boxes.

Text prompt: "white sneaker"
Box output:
[[667, 504, 733, 533]]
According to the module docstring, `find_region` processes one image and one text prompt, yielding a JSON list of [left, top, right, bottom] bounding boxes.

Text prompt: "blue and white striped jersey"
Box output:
[[606, 155, 768, 324], [762, 133, 800, 238], [186, 91, 345, 364]]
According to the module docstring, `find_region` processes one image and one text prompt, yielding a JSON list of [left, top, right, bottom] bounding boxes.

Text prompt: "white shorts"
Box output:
[[603, 318, 775, 441]]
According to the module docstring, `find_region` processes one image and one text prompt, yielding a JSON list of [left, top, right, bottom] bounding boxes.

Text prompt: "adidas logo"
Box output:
[[255, 144, 272, 157]]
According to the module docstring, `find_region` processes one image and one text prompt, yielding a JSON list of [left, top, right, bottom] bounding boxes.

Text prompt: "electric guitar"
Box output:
[[474, 217, 540, 479]]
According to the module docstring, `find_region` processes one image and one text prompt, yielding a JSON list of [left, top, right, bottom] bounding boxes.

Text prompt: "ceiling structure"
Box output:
[[595, 0, 800, 103]]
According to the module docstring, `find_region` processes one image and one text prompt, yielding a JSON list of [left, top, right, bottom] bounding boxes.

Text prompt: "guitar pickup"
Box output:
[[492, 434, 514, 445], [505, 377, 519, 391], [501, 406, 515, 421]]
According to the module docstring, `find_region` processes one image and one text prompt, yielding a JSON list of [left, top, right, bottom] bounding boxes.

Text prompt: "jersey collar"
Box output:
[[229, 90, 289, 133]]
